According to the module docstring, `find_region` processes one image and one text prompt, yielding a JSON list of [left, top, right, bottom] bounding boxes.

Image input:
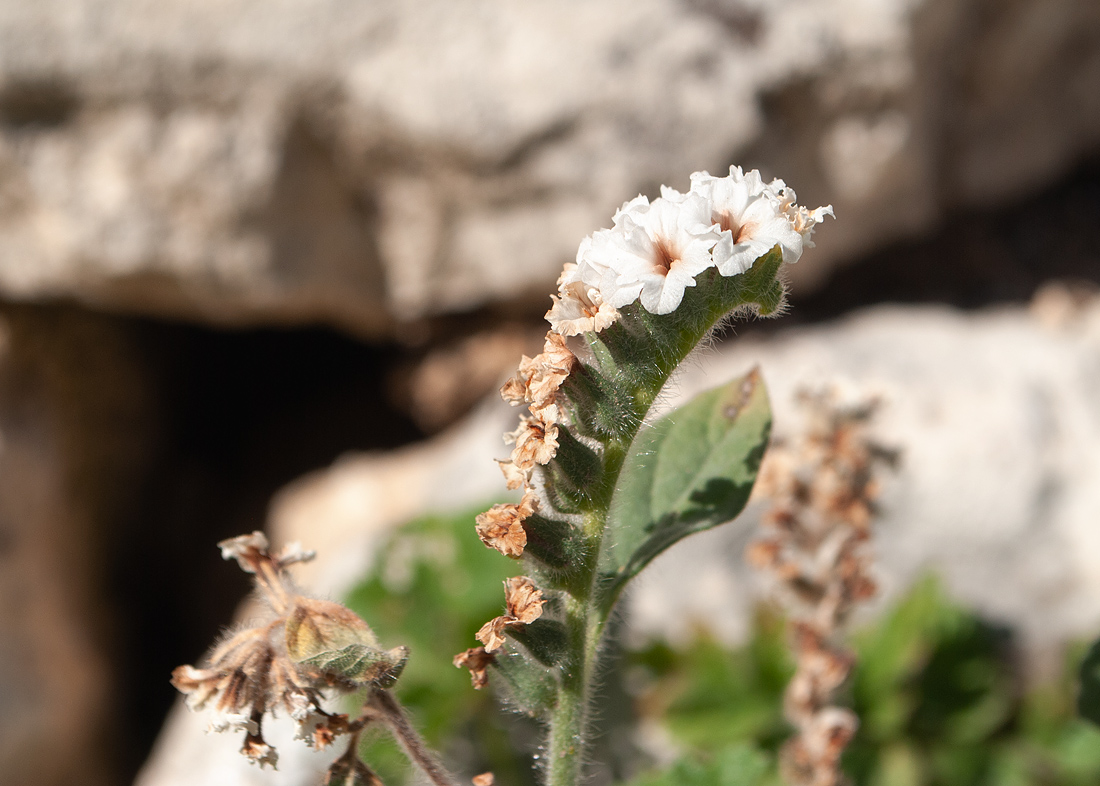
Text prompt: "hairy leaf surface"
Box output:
[[599, 368, 771, 607]]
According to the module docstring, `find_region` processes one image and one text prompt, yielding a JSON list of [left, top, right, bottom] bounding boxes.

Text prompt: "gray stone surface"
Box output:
[[1, 0, 1098, 334]]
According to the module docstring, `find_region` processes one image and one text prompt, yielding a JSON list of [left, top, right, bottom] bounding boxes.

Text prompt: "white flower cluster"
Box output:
[[546, 167, 833, 330]]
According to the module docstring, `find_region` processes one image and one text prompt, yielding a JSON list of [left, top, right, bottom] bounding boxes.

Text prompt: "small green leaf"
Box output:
[[300, 643, 409, 688], [284, 597, 408, 687], [492, 649, 560, 718], [599, 368, 771, 608]]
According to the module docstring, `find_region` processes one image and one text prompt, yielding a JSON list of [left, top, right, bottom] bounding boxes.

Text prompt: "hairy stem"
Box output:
[[368, 689, 459, 786], [540, 254, 785, 786]]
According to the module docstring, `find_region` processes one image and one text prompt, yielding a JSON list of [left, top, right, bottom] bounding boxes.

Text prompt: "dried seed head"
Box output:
[[174, 532, 401, 767], [286, 598, 408, 689]]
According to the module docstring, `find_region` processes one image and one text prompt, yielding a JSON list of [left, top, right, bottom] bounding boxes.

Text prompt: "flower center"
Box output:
[[653, 237, 680, 276], [714, 209, 751, 243]]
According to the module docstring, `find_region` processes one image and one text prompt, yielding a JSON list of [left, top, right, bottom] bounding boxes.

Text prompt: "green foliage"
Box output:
[[1076, 638, 1100, 727], [345, 505, 538, 786], [628, 744, 774, 786], [627, 577, 1100, 786], [347, 505, 1100, 786]]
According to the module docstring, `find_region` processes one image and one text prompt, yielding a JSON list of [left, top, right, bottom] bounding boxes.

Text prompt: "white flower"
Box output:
[[595, 192, 722, 315], [690, 167, 807, 276], [770, 180, 834, 248], [546, 263, 620, 336]]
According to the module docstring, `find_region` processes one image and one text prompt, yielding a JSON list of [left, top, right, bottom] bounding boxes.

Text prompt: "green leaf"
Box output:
[[284, 597, 409, 687], [599, 368, 771, 607], [628, 744, 772, 786], [1077, 637, 1100, 727], [492, 649, 560, 719], [299, 643, 409, 688]]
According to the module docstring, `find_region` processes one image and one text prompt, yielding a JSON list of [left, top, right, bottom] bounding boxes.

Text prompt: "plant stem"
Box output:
[[368, 689, 459, 786], [541, 253, 785, 786], [545, 595, 594, 786]]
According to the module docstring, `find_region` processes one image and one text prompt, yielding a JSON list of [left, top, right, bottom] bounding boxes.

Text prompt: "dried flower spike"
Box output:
[[748, 388, 896, 786]]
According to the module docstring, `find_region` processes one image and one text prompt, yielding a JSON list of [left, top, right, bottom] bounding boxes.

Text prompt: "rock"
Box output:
[[1, 1, 1098, 334]]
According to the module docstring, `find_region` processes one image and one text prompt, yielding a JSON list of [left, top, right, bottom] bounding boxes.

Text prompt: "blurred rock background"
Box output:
[[0, 1, 1098, 784]]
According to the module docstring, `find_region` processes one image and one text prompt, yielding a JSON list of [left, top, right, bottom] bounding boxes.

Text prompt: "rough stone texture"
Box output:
[[1, 0, 1098, 335], [140, 298, 1100, 785]]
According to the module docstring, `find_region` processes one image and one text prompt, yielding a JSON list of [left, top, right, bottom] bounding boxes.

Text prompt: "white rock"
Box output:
[[1, 0, 1098, 332]]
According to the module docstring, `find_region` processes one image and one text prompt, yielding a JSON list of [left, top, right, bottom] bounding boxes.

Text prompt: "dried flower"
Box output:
[[506, 409, 560, 468], [500, 333, 576, 413], [172, 532, 404, 767], [497, 459, 531, 490], [546, 263, 620, 336], [453, 647, 495, 690], [475, 576, 546, 653], [748, 388, 895, 786], [475, 491, 538, 558]]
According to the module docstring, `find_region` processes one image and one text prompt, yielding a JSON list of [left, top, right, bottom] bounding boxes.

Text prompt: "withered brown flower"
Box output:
[[475, 491, 538, 558], [453, 647, 495, 690], [474, 576, 546, 653], [172, 531, 405, 767]]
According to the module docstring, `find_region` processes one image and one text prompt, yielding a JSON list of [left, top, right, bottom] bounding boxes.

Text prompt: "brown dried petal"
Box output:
[[472, 774, 495, 786], [475, 508, 528, 558], [500, 375, 528, 406], [504, 576, 545, 624], [540, 332, 576, 373], [475, 617, 509, 652], [218, 531, 270, 572], [509, 415, 560, 468], [453, 646, 495, 689], [497, 459, 530, 491]]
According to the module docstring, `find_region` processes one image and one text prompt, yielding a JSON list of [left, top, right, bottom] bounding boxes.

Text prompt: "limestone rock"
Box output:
[[1, 1, 1098, 334]]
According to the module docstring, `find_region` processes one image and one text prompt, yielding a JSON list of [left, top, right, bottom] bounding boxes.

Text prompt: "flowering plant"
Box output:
[[173, 166, 832, 786]]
